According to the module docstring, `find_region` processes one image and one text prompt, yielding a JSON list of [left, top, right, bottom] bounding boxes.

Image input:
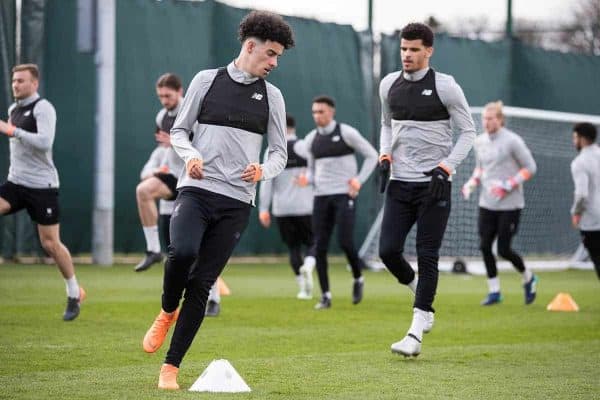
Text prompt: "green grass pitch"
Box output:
[[0, 263, 598, 399]]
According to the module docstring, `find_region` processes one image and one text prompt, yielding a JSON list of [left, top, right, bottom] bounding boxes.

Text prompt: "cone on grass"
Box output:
[[189, 359, 251, 393], [217, 277, 231, 296], [546, 292, 579, 312]]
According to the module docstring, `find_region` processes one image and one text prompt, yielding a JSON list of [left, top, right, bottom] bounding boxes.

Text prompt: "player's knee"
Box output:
[[40, 237, 59, 256], [479, 241, 493, 255], [497, 246, 514, 260], [416, 245, 439, 260], [379, 244, 400, 265], [136, 183, 151, 200], [167, 243, 196, 266]]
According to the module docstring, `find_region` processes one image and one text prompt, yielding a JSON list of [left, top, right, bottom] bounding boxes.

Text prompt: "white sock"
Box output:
[[302, 255, 316, 270], [65, 276, 80, 298], [355, 276, 364, 284], [296, 274, 305, 290], [208, 280, 220, 303], [487, 277, 501, 293], [408, 307, 428, 341], [408, 276, 418, 294], [323, 291, 332, 299], [143, 225, 161, 253], [523, 269, 533, 284]]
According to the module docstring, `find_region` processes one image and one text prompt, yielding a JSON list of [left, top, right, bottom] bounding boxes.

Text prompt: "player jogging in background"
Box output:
[[570, 122, 600, 279], [134, 73, 185, 272], [378, 23, 475, 357], [300, 95, 378, 310], [0, 63, 85, 321], [141, 11, 294, 390], [462, 101, 538, 305], [258, 114, 316, 299]]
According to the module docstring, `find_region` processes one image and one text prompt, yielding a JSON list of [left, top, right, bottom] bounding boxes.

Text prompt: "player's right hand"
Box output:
[[186, 158, 204, 180], [259, 211, 271, 228], [379, 154, 391, 193], [294, 173, 309, 187]]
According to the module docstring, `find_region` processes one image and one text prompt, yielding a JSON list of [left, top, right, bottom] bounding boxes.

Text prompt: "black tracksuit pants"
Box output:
[[313, 194, 365, 294], [478, 207, 526, 279], [581, 230, 600, 279], [276, 215, 316, 275], [379, 181, 451, 313], [162, 187, 251, 367]]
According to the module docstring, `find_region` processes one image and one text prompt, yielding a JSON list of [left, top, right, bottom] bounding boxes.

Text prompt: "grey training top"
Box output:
[[300, 120, 378, 197], [7, 93, 59, 188], [170, 62, 287, 205], [258, 134, 314, 217], [379, 68, 475, 182], [140, 146, 174, 215], [155, 104, 185, 179], [474, 127, 537, 210], [570, 144, 600, 231]]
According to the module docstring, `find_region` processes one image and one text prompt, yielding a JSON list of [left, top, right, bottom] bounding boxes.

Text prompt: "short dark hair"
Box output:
[[574, 122, 597, 142], [312, 95, 335, 108], [238, 11, 295, 49], [401, 23, 434, 47], [156, 73, 182, 91], [12, 63, 39, 80], [286, 114, 295, 128]]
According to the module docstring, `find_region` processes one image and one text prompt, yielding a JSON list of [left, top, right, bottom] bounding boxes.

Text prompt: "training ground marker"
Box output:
[[189, 359, 251, 393], [547, 292, 580, 312]]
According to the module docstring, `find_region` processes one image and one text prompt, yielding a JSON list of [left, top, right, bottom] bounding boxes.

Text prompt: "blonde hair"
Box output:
[[12, 63, 39, 80], [484, 100, 504, 125]]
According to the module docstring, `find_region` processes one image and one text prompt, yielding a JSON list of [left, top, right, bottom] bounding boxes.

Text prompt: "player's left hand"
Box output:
[[572, 214, 581, 228], [348, 178, 361, 198], [424, 165, 450, 200], [0, 120, 16, 137], [490, 179, 517, 200], [155, 130, 171, 146], [242, 163, 262, 182]]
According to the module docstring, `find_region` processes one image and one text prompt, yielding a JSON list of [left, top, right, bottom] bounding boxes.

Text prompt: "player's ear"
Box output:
[[425, 46, 434, 59]]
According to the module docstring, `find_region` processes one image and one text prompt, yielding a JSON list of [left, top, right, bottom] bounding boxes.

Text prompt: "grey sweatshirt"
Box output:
[[155, 104, 185, 179], [140, 146, 174, 215], [7, 93, 59, 188], [474, 127, 537, 210], [258, 134, 313, 216], [570, 144, 600, 231], [301, 120, 378, 196], [170, 62, 287, 205], [379, 68, 475, 182]]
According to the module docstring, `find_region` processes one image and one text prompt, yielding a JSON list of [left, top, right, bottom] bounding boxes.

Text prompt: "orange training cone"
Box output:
[[217, 277, 231, 296], [546, 292, 579, 312]]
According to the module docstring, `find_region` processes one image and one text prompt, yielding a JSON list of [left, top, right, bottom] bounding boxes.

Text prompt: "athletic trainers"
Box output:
[[135, 251, 163, 272], [481, 291, 503, 306], [143, 308, 179, 353], [423, 311, 434, 334], [524, 274, 538, 305], [299, 262, 314, 297], [63, 287, 86, 321], [158, 363, 179, 390], [296, 289, 312, 300], [352, 279, 364, 304], [391, 333, 422, 357], [314, 295, 331, 310], [205, 300, 220, 317]]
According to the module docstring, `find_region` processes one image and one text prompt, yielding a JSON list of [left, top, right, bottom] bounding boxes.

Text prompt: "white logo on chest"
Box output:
[[24, 110, 32, 116], [251, 93, 263, 100], [421, 89, 433, 96], [332, 135, 341, 142]]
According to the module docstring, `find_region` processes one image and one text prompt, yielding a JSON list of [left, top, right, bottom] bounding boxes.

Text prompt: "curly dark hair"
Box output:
[[401, 23, 434, 47], [574, 122, 597, 142], [238, 11, 295, 49]]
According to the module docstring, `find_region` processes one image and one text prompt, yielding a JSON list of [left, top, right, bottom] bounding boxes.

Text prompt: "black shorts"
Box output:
[[154, 172, 178, 200], [0, 181, 60, 225]]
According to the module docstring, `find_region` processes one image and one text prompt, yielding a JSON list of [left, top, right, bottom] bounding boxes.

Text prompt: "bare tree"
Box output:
[[559, 0, 600, 55]]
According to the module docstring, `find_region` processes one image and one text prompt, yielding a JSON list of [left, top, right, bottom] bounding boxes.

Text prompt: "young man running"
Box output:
[[141, 11, 294, 389]]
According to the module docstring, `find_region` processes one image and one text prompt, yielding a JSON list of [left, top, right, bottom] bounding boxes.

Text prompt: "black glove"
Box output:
[[379, 159, 391, 193], [424, 166, 450, 200]]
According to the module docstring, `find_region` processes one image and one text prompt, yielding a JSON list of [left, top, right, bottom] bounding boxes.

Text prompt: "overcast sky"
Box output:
[[219, 0, 578, 33]]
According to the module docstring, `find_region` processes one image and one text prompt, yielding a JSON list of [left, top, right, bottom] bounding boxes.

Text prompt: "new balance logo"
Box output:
[[421, 89, 433, 96], [251, 93, 263, 101], [332, 135, 341, 142], [24, 110, 32, 116]]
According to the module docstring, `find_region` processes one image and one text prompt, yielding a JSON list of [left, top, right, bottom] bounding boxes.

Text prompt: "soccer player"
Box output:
[[378, 23, 476, 357], [134, 73, 185, 272], [300, 95, 377, 310], [259, 114, 316, 299], [0, 64, 85, 321], [141, 11, 294, 390], [462, 101, 538, 305], [570, 122, 600, 279]]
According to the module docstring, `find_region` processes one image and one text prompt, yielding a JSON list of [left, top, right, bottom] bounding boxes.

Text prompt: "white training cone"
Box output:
[[189, 359, 251, 393]]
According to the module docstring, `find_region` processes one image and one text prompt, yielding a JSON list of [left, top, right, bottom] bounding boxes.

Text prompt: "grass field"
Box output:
[[0, 262, 598, 399]]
